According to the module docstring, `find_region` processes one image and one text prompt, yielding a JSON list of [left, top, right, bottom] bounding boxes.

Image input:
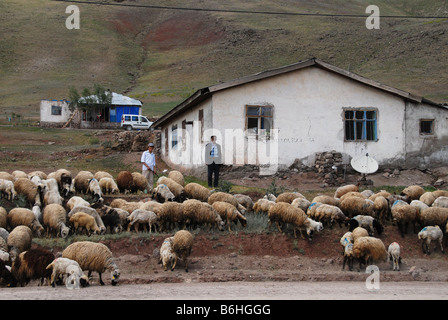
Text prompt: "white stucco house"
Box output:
[[151, 58, 448, 175]]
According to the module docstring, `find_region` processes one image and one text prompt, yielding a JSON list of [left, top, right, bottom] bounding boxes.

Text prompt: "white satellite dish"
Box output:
[[350, 153, 379, 175]]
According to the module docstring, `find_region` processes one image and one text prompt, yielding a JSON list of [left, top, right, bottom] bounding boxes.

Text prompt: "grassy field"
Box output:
[[0, 0, 447, 121]]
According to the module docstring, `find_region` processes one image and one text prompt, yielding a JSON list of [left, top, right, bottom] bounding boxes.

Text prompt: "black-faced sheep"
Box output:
[[182, 199, 224, 231], [7, 225, 33, 262], [62, 241, 120, 286], [69, 212, 100, 236], [8, 207, 44, 237], [50, 169, 73, 197], [87, 178, 103, 203], [387, 242, 401, 271], [268, 202, 315, 239], [46, 257, 89, 287], [172, 230, 194, 272], [11, 247, 55, 287], [391, 200, 419, 237], [418, 226, 444, 254], [348, 215, 383, 236], [184, 182, 210, 202], [42, 204, 70, 238], [352, 236, 387, 270], [212, 201, 247, 232]]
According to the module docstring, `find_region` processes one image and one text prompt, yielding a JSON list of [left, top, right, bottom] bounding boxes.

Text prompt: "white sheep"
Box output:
[[0, 179, 16, 200], [387, 242, 401, 271], [432, 196, 448, 208], [43, 204, 70, 239], [127, 209, 158, 233], [99, 177, 119, 194], [152, 183, 175, 202], [46, 257, 89, 287], [418, 226, 444, 255], [159, 236, 176, 271]]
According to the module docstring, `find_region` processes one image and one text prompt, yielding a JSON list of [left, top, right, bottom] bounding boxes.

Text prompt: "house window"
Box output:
[[51, 105, 62, 116], [245, 105, 273, 136], [171, 124, 178, 149], [420, 119, 434, 135], [344, 109, 377, 141]]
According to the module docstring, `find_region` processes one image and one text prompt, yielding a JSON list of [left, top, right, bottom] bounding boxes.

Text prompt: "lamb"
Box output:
[[212, 201, 247, 232], [68, 205, 106, 235], [73, 171, 94, 194], [7, 226, 33, 262], [157, 202, 184, 231], [275, 192, 305, 204], [168, 170, 185, 186], [391, 200, 419, 238], [339, 197, 375, 218], [171, 230, 194, 272], [401, 185, 425, 201], [182, 199, 224, 231], [418, 226, 444, 254], [13, 178, 43, 207], [268, 202, 315, 239], [8, 207, 44, 237], [0, 179, 16, 200], [126, 209, 158, 233], [62, 241, 120, 286], [99, 177, 119, 194], [334, 183, 359, 199], [311, 195, 340, 207], [159, 236, 176, 271], [116, 171, 134, 194], [69, 212, 100, 236], [152, 184, 175, 203], [66, 196, 90, 210], [432, 196, 448, 208], [307, 203, 348, 228], [387, 242, 401, 271], [42, 204, 70, 238], [46, 257, 89, 287], [348, 215, 384, 236], [184, 182, 210, 202], [131, 172, 150, 193], [10, 247, 55, 287], [352, 236, 387, 270], [233, 194, 255, 213], [157, 176, 186, 201], [419, 207, 448, 230], [253, 199, 275, 214]]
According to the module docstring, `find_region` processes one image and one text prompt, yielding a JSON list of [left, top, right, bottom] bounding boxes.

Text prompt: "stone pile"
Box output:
[[314, 150, 344, 186]]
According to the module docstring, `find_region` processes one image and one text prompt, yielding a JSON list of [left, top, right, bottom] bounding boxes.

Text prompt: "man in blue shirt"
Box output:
[[141, 142, 156, 192], [204, 136, 222, 188]]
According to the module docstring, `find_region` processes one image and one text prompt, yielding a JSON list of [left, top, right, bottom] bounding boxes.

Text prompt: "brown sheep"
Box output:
[[275, 192, 305, 204], [7, 225, 33, 262], [268, 202, 310, 239], [131, 172, 150, 192], [311, 195, 340, 207], [172, 230, 194, 272], [117, 171, 134, 194], [334, 183, 360, 199], [401, 185, 425, 201], [13, 178, 43, 207], [391, 201, 420, 237], [8, 208, 44, 237], [43, 204, 70, 238], [69, 212, 100, 236], [11, 247, 55, 287], [157, 176, 186, 201], [168, 170, 185, 186], [212, 201, 247, 232], [339, 197, 375, 218], [184, 182, 210, 202], [352, 236, 387, 270]]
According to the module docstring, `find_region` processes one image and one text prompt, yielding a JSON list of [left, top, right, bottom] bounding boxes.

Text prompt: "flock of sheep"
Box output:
[[0, 167, 448, 288]]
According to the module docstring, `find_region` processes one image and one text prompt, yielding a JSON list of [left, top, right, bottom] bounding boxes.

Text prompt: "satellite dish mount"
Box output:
[[350, 153, 378, 186]]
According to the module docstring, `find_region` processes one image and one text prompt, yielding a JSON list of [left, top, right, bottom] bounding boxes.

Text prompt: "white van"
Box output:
[[121, 114, 153, 131]]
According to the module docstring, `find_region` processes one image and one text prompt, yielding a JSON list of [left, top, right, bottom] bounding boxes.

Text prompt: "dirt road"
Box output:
[[2, 281, 448, 300]]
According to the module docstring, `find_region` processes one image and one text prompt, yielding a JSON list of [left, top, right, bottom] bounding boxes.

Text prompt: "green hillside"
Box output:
[[1, 0, 448, 122]]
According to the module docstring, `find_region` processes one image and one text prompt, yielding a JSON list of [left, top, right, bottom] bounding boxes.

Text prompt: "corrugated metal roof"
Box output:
[[79, 92, 142, 106]]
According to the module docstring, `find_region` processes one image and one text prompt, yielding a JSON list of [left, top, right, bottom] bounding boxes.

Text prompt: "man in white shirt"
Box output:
[[141, 142, 156, 192]]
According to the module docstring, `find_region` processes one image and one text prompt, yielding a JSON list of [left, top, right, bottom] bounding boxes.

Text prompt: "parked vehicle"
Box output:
[[121, 114, 153, 130]]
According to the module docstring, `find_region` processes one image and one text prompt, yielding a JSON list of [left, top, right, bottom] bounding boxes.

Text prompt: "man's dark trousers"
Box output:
[[208, 162, 220, 188]]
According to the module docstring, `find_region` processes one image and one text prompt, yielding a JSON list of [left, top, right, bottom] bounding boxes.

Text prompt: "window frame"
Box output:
[[343, 108, 378, 142], [51, 105, 62, 116], [171, 124, 178, 149], [419, 119, 434, 136], [244, 105, 274, 138]]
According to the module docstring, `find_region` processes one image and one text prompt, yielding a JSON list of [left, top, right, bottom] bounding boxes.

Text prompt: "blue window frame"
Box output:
[[344, 109, 377, 141]]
